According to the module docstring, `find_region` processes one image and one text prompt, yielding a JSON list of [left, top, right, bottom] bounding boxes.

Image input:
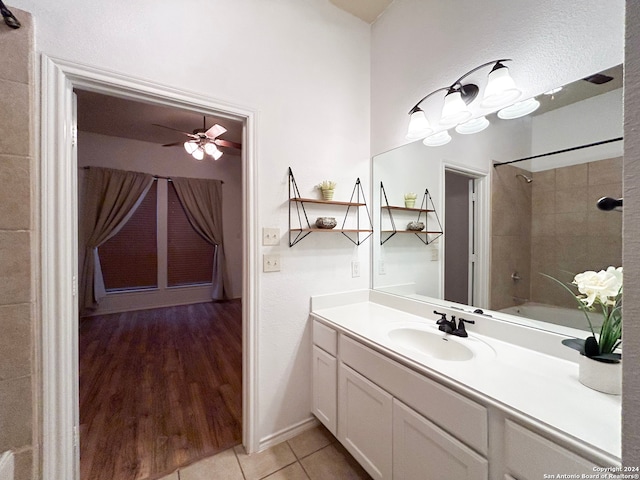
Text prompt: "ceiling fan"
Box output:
[[153, 117, 241, 160]]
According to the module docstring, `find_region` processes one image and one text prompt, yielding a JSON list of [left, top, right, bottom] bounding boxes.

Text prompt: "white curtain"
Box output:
[[79, 167, 154, 312], [171, 176, 229, 300]]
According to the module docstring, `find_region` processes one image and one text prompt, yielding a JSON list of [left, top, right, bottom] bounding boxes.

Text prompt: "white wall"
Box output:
[[12, 0, 371, 446], [78, 131, 244, 312], [371, 0, 625, 156]]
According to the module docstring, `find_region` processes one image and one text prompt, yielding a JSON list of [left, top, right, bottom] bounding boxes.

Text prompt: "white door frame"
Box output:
[[441, 162, 490, 308], [39, 55, 260, 480]]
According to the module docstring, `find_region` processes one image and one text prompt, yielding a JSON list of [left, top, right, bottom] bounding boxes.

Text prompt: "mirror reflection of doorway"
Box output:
[[444, 170, 477, 305]]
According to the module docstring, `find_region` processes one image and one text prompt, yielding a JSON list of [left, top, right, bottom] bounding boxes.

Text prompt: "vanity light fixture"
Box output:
[[497, 97, 540, 120], [455, 116, 490, 135], [544, 87, 563, 95], [406, 59, 522, 139], [423, 130, 452, 147]]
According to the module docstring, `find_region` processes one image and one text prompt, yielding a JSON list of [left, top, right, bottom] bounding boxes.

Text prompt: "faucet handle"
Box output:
[[453, 317, 475, 337], [433, 310, 448, 324]]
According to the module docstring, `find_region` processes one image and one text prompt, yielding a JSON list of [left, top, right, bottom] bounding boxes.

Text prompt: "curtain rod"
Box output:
[[492, 137, 623, 168], [79, 167, 223, 183]]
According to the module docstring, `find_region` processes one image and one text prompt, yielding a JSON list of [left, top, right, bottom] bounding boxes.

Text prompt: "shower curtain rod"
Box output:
[[492, 137, 623, 168], [79, 166, 223, 183]]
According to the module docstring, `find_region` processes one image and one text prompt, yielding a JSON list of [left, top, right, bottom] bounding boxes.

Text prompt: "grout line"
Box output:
[[232, 447, 248, 480]]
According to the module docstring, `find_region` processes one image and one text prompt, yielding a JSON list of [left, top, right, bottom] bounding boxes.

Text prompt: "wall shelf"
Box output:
[[289, 167, 373, 247], [379, 182, 443, 245]]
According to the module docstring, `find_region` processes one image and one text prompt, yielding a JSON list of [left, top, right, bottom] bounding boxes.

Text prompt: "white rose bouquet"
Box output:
[[544, 267, 622, 362]]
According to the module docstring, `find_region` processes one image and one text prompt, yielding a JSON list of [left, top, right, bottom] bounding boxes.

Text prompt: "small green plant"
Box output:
[[315, 180, 336, 190], [543, 266, 622, 363]]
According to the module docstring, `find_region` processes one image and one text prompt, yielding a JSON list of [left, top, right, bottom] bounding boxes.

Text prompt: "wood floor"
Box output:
[[79, 301, 242, 480]]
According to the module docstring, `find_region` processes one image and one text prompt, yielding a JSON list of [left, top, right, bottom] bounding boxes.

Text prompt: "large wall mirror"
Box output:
[[372, 65, 623, 335]]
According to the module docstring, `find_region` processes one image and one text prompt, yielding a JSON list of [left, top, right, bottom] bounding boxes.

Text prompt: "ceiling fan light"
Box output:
[[455, 116, 490, 135], [422, 130, 452, 147], [212, 149, 223, 160], [497, 98, 540, 120], [406, 109, 433, 139], [440, 90, 472, 127], [184, 141, 198, 154], [204, 142, 218, 156], [481, 63, 522, 108], [192, 147, 205, 160]]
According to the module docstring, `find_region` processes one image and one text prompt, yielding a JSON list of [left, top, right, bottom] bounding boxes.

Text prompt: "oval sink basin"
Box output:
[[387, 327, 474, 361]]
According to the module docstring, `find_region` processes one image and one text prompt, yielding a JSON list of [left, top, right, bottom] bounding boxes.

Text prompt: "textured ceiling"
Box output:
[[330, 0, 392, 23]]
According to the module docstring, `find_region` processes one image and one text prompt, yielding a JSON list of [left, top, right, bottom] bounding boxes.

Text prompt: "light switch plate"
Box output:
[[263, 227, 280, 246], [263, 254, 281, 272], [430, 248, 439, 261], [351, 261, 360, 278]]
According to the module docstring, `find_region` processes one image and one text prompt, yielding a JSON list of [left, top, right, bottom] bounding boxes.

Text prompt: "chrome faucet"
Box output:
[[434, 310, 475, 337]]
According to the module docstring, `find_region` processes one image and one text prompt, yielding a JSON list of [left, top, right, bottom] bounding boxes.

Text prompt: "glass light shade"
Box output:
[[204, 142, 219, 156], [406, 109, 433, 139], [455, 116, 490, 135], [422, 130, 452, 147], [184, 141, 198, 154], [440, 91, 472, 126], [212, 149, 223, 160], [481, 65, 522, 108], [497, 98, 540, 120], [191, 147, 205, 160]]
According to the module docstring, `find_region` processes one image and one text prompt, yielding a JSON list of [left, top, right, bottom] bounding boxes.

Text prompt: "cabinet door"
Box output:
[[504, 420, 599, 480], [312, 345, 337, 435], [338, 364, 392, 480], [393, 399, 488, 480]]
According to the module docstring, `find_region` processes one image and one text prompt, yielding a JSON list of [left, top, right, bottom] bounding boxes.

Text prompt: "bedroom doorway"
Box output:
[[75, 90, 246, 479], [40, 56, 259, 480]]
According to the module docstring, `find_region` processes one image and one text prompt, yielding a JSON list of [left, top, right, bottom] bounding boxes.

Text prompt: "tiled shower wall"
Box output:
[[490, 164, 532, 311], [490, 157, 623, 311], [0, 8, 36, 480], [530, 157, 623, 308]]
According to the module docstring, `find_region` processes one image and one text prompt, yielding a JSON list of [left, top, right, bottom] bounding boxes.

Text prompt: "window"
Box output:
[[167, 183, 215, 287], [99, 181, 158, 291]]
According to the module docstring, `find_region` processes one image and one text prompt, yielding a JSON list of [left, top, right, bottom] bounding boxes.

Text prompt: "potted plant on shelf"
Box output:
[[544, 266, 622, 395], [316, 180, 336, 201], [404, 192, 418, 208]]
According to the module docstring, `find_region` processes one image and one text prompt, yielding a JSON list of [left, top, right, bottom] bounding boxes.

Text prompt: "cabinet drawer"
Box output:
[[505, 420, 598, 480], [313, 320, 337, 356], [340, 335, 488, 455]]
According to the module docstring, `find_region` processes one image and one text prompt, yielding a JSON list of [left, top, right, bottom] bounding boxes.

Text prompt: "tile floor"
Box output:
[[157, 425, 372, 480]]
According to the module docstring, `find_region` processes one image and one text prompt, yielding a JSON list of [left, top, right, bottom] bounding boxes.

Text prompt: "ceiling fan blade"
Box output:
[[214, 138, 242, 150], [152, 123, 193, 136], [162, 142, 183, 147], [204, 124, 227, 139]]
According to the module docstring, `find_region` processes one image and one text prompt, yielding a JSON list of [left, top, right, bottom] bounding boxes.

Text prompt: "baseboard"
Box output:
[[0, 450, 14, 480], [258, 416, 319, 452]]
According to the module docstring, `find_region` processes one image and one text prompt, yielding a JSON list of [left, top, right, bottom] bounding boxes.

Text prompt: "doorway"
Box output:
[[444, 169, 480, 306], [40, 56, 259, 480], [75, 90, 245, 478]]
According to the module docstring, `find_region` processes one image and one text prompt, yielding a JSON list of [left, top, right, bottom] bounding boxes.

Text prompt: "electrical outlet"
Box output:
[[263, 254, 281, 272], [378, 260, 386, 275], [262, 227, 280, 246], [431, 248, 439, 261], [351, 261, 360, 278]]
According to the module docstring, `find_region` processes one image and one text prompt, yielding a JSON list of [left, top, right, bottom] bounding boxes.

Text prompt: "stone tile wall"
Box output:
[[0, 7, 35, 480]]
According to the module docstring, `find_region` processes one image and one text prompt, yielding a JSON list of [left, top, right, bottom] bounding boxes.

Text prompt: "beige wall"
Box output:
[[0, 8, 35, 480], [623, 0, 640, 465]]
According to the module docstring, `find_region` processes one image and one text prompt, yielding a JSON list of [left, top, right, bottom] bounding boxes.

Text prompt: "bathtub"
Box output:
[[499, 302, 603, 332]]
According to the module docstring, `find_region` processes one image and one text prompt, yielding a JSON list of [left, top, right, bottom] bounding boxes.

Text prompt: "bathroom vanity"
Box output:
[[310, 290, 621, 480]]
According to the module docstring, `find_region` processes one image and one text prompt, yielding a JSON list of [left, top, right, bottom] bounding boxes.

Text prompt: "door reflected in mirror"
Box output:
[[372, 65, 623, 335]]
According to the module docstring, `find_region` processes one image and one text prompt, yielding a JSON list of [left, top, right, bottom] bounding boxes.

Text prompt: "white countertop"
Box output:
[[310, 293, 621, 464]]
